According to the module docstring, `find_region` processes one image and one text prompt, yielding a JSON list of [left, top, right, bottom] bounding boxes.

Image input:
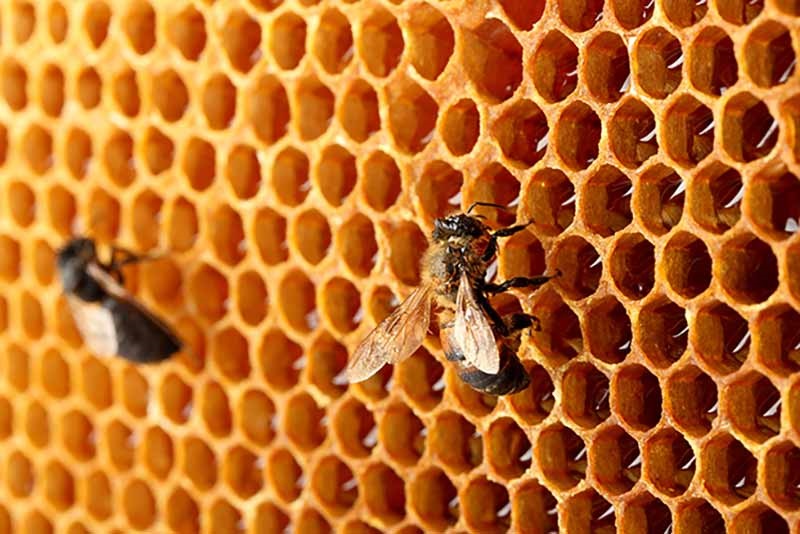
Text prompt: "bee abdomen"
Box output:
[[446, 346, 530, 396]]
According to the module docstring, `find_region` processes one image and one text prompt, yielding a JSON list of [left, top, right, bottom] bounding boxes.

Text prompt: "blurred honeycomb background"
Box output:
[[0, 0, 797, 532]]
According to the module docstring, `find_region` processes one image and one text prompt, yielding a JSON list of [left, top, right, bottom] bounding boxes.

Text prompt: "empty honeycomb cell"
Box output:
[[748, 165, 800, 239], [202, 74, 236, 130], [512, 483, 558, 534], [20, 290, 44, 340], [462, 19, 522, 102], [619, 493, 672, 533], [584, 165, 633, 236], [466, 163, 521, 225], [523, 169, 575, 235], [160, 372, 192, 424], [166, 486, 200, 534], [236, 390, 275, 448], [284, 392, 326, 452], [530, 289, 583, 362], [439, 100, 479, 157], [40, 348, 69, 398], [663, 232, 713, 299], [0, 236, 18, 280], [317, 145, 358, 207], [636, 165, 684, 236], [105, 419, 136, 471], [551, 236, 602, 300], [361, 463, 406, 524], [2, 58, 28, 111], [336, 214, 378, 278], [167, 4, 205, 60], [763, 441, 800, 511], [210, 205, 246, 265], [271, 12, 306, 70], [717, 0, 765, 23], [756, 305, 800, 375], [23, 123, 53, 175], [673, 499, 726, 532], [124, 479, 157, 530], [142, 426, 173, 480], [188, 263, 228, 321], [562, 363, 612, 427], [6, 450, 33, 497], [85, 469, 113, 520], [387, 221, 427, 286], [496, 0, 544, 30], [152, 70, 189, 123], [295, 75, 334, 141], [532, 31, 578, 103], [268, 447, 304, 504], [555, 102, 601, 170], [409, 468, 458, 530], [417, 160, 462, 220], [665, 365, 717, 436], [449, 374, 500, 417], [430, 411, 481, 473], [123, 1, 155, 55], [223, 445, 263, 499], [663, 95, 714, 167], [584, 33, 631, 105], [506, 365, 554, 425], [22, 510, 52, 534], [500, 228, 546, 281], [211, 327, 251, 382], [255, 502, 290, 534], [745, 21, 796, 88], [559, 0, 603, 31], [296, 507, 331, 533], [321, 277, 362, 334], [635, 28, 683, 99], [131, 189, 162, 251], [688, 27, 738, 96], [731, 505, 789, 534], [111, 67, 140, 118], [84, 1, 110, 48], [210, 499, 245, 534], [727, 371, 781, 442], [43, 459, 74, 510], [201, 381, 233, 437], [5, 342, 29, 391], [562, 489, 615, 533], [389, 348, 441, 411], [702, 431, 757, 504], [402, 4, 455, 81], [306, 331, 347, 399], [259, 329, 303, 391], [0, 397, 10, 441], [690, 162, 743, 233], [493, 99, 548, 168], [142, 127, 174, 176], [32, 240, 54, 287], [236, 271, 268, 326], [386, 79, 438, 154], [311, 456, 357, 516], [382, 404, 426, 466], [13, 2, 35, 44], [293, 210, 331, 266], [104, 130, 136, 187], [122, 367, 150, 419], [80, 358, 112, 411], [314, 9, 353, 75], [48, 2, 68, 42], [40, 64, 64, 116], [610, 98, 659, 168], [61, 409, 95, 461], [461, 478, 510, 531], [253, 207, 288, 265], [718, 233, 778, 304], [221, 10, 261, 73], [608, 233, 655, 300], [591, 425, 641, 495], [334, 397, 376, 459], [360, 152, 401, 214], [8, 181, 35, 228], [182, 436, 217, 491], [47, 185, 75, 237], [486, 417, 532, 480], [76, 67, 101, 109], [643, 427, 695, 497], [614, 365, 663, 430], [272, 147, 309, 206], [638, 297, 689, 368], [536, 424, 587, 490], [65, 127, 93, 180], [723, 92, 779, 162]]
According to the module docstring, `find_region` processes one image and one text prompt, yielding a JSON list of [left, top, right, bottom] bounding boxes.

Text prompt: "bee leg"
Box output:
[[505, 313, 541, 332], [484, 274, 556, 294], [482, 221, 534, 261]]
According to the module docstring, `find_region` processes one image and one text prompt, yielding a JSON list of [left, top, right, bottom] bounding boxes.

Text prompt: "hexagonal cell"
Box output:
[[6, 450, 34, 497], [730, 505, 788, 534], [267, 447, 304, 504], [167, 196, 198, 252], [253, 207, 288, 266], [643, 428, 695, 497], [583, 165, 633, 236], [236, 270, 268, 326], [0, 397, 11, 441], [688, 26, 737, 96], [761, 441, 800, 512], [64, 126, 93, 180], [313, 9, 353, 75], [284, 392, 326, 452], [638, 297, 688, 368], [558, 0, 603, 31], [311, 456, 358, 517], [61, 409, 95, 461], [529, 289, 583, 363], [665, 366, 717, 437], [223, 445, 263, 499], [338, 79, 380, 143], [4, 342, 29, 391], [416, 160, 463, 221], [361, 463, 405, 525], [673, 499, 725, 533], [635, 28, 683, 99], [142, 126, 174, 176], [358, 6, 404, 77], [0, 235, 20, 282], [40, 63, 65, 117], [236, 389, 275, 448], [316, 145, 357, 207], [84, 1, 111, 48], [160, 372, 192, 424], [182, 136, 215, 191], [20, 290, 44, 340], [590, 425, 640, 495], [663, 95, 714, 167], [142, 426, 173, 480], [151, 69, 188, 124], [379, 403, 425, 466], [532, 30, 578, 102], [493, 99, 548, 168], [614, 365, 662, 430], [22, 510, 52, 534], [466, 163, 521, 226], [744, 21, 795, 88], [508, 364, 555, 424], [321, 277, 361, 335], [536, 424, 586, 490], [717, 233, 778, 304], [23, 123, 54, 175], [584, 32, 630, 103], [223, 144, 261, 200], [499, 229, 545, 283], [49, 2, 68, 43], [187, 263, 228, 321], [269, 148, 308, 207], [278, 269, 318, 333], [271, 12, 306, 70], [748, 165, 800, 240], [295, 75, 334, 141], [121, 367, 149, 420], [254, 501, 289, 534], [609, 98, 658, 168], [211, 327, 251, 382], [722, 92, 779, 162], [462, 478, 511, 532], [635, 164, 685, 235], [2, 58, 28, 111], [562, 363, 612, 428], [182, 436, 218, 491], [222, 9, 261, 73], [209, 498, 243, 534], [462, 19, 522, 102], [409, 468, 458, 531], [386, 78, 438, 154], [131, 189, 163, 251], [166, 486, 200, 533], [84, 469, 113, 520], [202, 73, 237, 130], [104, 419, 136, 471], [295, 508, 330, 533], [692, 301, 750, 375], [701, 432, 757, 504], [361, 150, 401, 212], [429, 410, 481, 474], [122, 1, 155, 55], [551, 236, 602, 300], [404, 3, 451, 81], [608, 233, 655, 300], [486, 417, 532, 480], [333, 397, 376, 460], [387, 221, 428, 286], [307, 331, 348, 399], [246, 75, 290, 145], [619, 493, 673, 533], [336, 214, 378, 278], [727, 371, 781, 442], [562, 489, 615, 532], [522, 168, 575, 236], [690, 162, 743, 234], [555, 102, 601, 170], [200, 381, 233, 437], [440, 99, 479, 157], [663, 232, 713, 299], [756, 305, 800, 376], [111, 66, 140, 117], [39, 347, 69, 399], [167, 5, 206, 60], [512, 480, 557, 532]]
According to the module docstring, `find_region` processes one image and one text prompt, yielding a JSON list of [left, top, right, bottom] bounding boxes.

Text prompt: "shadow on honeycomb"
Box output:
[[0, 0, 797, 532]]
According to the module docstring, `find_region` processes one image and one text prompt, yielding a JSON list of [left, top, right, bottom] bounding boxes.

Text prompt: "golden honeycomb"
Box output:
[[0, 0, 797, 532]]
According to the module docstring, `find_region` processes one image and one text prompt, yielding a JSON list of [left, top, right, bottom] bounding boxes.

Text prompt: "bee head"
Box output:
[[56, 238, 97, 288], [432, 213, 488, 243]]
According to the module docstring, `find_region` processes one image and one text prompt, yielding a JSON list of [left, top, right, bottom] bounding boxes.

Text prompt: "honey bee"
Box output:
[[57, 237, 182, 364], [346, 204, 557, 395]]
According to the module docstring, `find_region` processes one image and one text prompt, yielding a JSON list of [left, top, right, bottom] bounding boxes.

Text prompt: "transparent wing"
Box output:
[[66, 295, 118, 356], [345, 285, 433, 383], [453, 272, 500, 374]]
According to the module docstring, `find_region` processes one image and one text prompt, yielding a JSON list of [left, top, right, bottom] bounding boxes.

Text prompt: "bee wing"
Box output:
[[453, 271, 500, 374], [345, 285, 433, 383], [66, 295, 118, 356]]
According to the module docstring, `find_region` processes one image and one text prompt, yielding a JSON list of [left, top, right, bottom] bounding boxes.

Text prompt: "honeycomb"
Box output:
[[0, 0, 797, 532]]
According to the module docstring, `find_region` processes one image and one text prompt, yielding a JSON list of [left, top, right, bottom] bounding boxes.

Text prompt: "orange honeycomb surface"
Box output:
[[0, 0, 798, 532]]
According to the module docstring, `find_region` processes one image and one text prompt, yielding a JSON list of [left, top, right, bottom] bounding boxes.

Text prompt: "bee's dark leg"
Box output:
[[484, 273, 558, 294], [482, 221, 533, 262], [505, 313, 541, 332]]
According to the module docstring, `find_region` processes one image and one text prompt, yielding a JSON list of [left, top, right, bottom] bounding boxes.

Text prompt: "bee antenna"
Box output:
[[466, 201, 508, 214]]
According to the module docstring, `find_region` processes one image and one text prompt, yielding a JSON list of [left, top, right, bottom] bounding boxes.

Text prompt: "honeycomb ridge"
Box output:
[[0, 0, 797, 532]]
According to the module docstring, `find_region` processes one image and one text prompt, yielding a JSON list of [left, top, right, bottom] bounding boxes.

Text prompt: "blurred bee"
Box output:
[[345, 203, 557, 395], [57, 237, 182, 364]]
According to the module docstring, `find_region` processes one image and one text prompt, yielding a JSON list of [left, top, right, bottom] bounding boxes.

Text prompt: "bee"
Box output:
[[345, 203, 557, 395], [56, 237, 182, 364]]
